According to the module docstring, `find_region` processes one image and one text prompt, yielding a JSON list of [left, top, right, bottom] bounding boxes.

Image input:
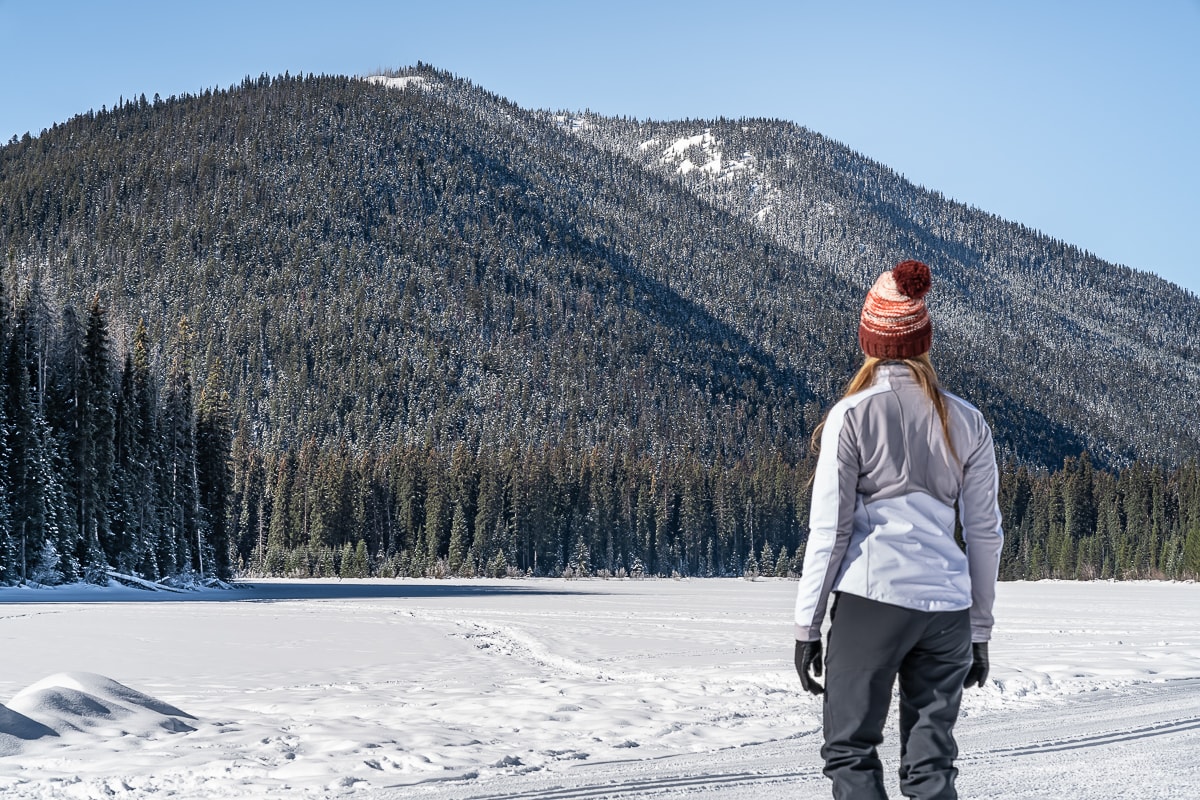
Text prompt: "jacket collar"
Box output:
[[872, 362, 916, 386]]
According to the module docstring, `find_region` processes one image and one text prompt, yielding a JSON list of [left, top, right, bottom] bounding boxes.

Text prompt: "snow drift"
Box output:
[[0, 672, 194, 757]]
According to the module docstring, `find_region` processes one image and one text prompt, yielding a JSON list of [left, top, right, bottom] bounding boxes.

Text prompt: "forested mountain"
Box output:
[[0, 64, 1197, 583], [1, 70, 837, 463], [557, 111, 1200, 469]]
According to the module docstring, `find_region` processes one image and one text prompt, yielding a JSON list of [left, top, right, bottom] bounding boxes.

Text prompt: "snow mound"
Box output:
[[0, 705, 57, 756], [1, 673, 195, 755]]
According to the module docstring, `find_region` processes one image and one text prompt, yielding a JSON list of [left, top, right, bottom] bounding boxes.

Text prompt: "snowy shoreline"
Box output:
[[2, 572, 1194, 600]]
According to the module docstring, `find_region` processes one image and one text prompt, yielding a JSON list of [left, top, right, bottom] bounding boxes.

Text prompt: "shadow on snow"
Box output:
[[0, 579, 595, 605]]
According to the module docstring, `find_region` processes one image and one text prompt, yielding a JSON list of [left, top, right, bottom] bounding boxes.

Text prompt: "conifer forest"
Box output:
[[0, 287, 232, 584], [1, 67, 1198, 584]]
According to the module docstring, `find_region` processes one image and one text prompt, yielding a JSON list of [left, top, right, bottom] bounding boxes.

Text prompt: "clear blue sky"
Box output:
[[2, 1, 1197, 294]]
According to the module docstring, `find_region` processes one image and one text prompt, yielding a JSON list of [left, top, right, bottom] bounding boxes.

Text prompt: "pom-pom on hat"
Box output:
[[858, 260, 933, 359]]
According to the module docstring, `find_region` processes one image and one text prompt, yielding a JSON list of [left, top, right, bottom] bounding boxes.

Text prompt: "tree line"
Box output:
[[999, 453, 1200, 581], [230, 440, 1200, 582], [1, 287, 1194, 586], [0, 282, 232, 585]]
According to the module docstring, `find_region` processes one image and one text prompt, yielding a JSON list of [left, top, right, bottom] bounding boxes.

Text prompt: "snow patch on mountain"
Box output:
[[653, 130, 778, 218], [554, 114, 593, 132], [660, 131, 722, 176], [661, 132, 713, 159], [364, 75, 428, 91]]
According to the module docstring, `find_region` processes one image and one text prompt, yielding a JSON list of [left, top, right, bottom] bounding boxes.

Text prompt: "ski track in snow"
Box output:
[[406, 679, 1200, 800], [0, 578, 1198, 799]]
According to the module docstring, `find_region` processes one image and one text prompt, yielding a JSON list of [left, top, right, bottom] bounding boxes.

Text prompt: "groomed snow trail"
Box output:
[[402, 679, 1200, 800]]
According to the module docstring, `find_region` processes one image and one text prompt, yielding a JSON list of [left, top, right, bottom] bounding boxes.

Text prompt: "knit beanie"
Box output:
[[857, 260, 932, 359]]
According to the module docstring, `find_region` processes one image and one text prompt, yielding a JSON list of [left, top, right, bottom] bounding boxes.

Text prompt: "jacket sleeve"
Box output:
[[794, 403, 859, 641], [959, 419, 1004, 642]]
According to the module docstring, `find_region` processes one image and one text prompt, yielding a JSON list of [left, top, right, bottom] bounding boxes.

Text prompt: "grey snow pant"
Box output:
[[821, 592, 972, 800]]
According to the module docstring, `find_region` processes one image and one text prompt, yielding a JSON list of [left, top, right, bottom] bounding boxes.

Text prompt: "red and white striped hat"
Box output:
[[857, 260, 933, 359]]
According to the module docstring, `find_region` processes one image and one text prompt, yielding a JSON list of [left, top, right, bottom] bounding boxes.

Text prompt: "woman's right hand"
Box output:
[[795, 639, 825, 695]]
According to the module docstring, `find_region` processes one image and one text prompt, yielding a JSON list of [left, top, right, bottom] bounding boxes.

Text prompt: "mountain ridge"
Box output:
[[388, 65, 1198, 466], [0, 64, 1196, 471]]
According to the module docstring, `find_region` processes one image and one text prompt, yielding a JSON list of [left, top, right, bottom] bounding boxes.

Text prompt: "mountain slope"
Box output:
[[558, 112, 1200, 467], [1, 66, 1196, 470], [0, 72, 828, 464]]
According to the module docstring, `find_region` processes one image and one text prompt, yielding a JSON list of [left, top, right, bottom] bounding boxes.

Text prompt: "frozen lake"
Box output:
[[2, 578, 1198, 799]]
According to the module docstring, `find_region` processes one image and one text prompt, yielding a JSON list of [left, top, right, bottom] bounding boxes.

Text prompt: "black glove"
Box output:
[[963, 641, 989, 688], [795, 639, 824, 695]]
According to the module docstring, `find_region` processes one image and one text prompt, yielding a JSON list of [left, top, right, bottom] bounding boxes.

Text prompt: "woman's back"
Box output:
[[812, 362, 999, 622]]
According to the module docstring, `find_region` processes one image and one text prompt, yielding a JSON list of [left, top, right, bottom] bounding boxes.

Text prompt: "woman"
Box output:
[[793, 259, 1003, 800]]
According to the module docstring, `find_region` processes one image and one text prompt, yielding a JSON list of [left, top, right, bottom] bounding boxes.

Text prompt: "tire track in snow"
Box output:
[[969, 715, 1200, 757], [452, 710, 1200, 799], [462, 767, 824, 800]]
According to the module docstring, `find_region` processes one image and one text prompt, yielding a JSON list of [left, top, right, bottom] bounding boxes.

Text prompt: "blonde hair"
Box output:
[[809, 353, 959, 464]]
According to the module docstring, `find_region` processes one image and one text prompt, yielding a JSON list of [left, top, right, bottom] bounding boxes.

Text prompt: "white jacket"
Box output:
[[794, 364, 1004, 643]]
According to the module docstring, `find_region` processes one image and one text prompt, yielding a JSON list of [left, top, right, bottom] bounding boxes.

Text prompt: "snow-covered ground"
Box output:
[[2, 578, 1198, 799]]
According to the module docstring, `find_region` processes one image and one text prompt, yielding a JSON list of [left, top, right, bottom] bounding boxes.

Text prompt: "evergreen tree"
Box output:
[[162, 320, 199, 574], [487, 548, 508, 578], [447, 499, 469, 575], [472, 466, 500, 564], [110, 352, 143, 572], [46, 306, 103, 578], [760, 540, 775, 579], [5, 298, 39, 582], [744, 548, 759, 579], [196, 363, 234, 579], [422, 454, 448, 567], [83, 295, 116, 568], [350, 539, 369, 577], [129, 321, 162, 577], [774, 545, 790, 578], [233, 425, 267, 573]]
